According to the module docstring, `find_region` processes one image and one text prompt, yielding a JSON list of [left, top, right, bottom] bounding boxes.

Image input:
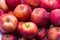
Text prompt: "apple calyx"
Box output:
[[24, 23, 30, 28], [6, 18, 10, 23], [6, 35, 10, 40], [20, 7, 24, 10], [38, 29, 42, 32]]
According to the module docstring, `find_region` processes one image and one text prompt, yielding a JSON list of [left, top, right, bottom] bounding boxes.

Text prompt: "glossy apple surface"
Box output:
[[50, 9, 60, 26], [31, 8, 49, 27], [14, 4, 32, 21], [0, 14, 18, 33], [17, 22, 38, 38]]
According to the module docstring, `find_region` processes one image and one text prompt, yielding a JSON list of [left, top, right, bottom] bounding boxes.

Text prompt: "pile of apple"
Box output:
[[0, 0, 60, 40]]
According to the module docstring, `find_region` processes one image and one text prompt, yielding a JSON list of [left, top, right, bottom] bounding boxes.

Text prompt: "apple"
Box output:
[[39, 0, 51, 11], [48, 27, 60, 40], [39, 0, 60, 11], [20, 37, 36, 40], [0, 14, 18, 33], [14, 4, 32, 21], [36, 28, 47, 40], [23, 0, 40, 7], [2, 34, 17, 40], [42, 36, 48, 40], [0, 9, 5, 16], [5, 0, 21, 10], [0, 0, 9, 11], [17, 22, 38, 38], [31, 8, 49, 27], [50, 9, 60, 26]]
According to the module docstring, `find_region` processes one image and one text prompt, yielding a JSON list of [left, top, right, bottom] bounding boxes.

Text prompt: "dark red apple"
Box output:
[[23, 0, 40, 7], [50, 9, 60, 26], [36, 28, 47, 40], [2, 34, 17, 40], [31, 8, 49, 27], [17, 22, 38, 38], [5, 0, 21, 10], [14, 4, 32, 21], [40, 0, 60, 11], [0, 14, 18, 33], [0, 0, 9, 11], [48, 27, 60, 40]]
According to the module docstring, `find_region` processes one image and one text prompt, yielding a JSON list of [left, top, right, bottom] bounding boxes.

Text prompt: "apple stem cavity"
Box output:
[[25, 23, 30, 28], [6, 35, 10, 40]]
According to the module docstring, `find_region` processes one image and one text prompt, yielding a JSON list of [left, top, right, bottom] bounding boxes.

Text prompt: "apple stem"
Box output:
[[25, 23, 30, 28]]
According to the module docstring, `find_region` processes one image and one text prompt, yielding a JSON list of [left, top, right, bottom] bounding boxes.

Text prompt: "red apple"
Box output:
[[39, 0, 51, 11], [31, 8, 49, 27], [0, 14, 18, 33], [5, 0, 21, 10], [23, 0, 40, 7], [14, 4, 32, 21], [36, 28, 47, 40], [0, 9, 5, 16], [0, 0, 9, 11], [50, 9, 60, 26], [40, 0, 60, 11], [42, 36, 48, 40], [2, 34, 17, 40], [20, 37, 36, 40], [48, 27, 60, 40], [17, 22, 38, 38]]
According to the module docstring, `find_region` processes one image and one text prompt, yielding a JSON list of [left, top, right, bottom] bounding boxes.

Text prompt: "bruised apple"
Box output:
[[14, 4, 32, 21], [2, 34, 17, 40], [31, 8, 49, 27], [0, 14, 18, 33], [17, 22, 38, 38]]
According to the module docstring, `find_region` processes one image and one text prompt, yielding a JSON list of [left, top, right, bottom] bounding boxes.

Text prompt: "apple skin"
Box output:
[[36, 28, 47, 40], [23, 0, 40, 7], [0, 9, 5, 16], [39, 0, 60, 11], [31, 8, 49, 27], [2, 34, 17, 40], [50, 9, 60, 26], [14, 4, 32, 21], [39, 0, 51, 11], [17, 22, 38, 38], [0, 0, 9, 11], [5, 0, 21, 10], [0, 14, 18, 33], [20, 37, 36, 40], [48, 27, 60, 40]]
